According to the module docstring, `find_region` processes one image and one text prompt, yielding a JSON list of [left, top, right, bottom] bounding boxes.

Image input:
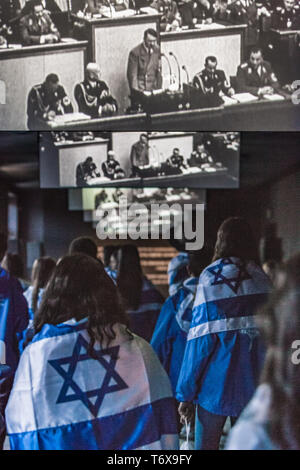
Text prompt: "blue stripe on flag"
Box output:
[[8, 397, 178, 450]]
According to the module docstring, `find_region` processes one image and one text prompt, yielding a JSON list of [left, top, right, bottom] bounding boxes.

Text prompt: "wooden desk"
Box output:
[[0, 40, 87, 130], [77, 13, 161, 113], [44, 97, 300, 131], [160, 24, 247, 88]]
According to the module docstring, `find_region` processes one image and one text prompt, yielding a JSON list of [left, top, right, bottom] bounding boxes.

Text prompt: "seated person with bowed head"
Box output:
[[74, 63, 118, 119], [236, 47, 280, 97], [76, 157, 100, 186], [5, 254, 179, 450], [187, 142, 215, 168], [226, 253, 300, 450], [193, 56, 235, 99], [127, 29, 162, 110], [19, 0, 60, 46], [101, 151, 125, 180], [27, 73, 73, 130], [166, 148, 188, 174], [150, 0, 182, 31]]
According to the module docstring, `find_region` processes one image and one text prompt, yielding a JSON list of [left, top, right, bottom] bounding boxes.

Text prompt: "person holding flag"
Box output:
[[176, 217, 273, 449], [5, 254, 179, 450]]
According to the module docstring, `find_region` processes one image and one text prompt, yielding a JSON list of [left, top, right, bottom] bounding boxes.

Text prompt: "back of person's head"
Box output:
[[34, 254, 128, 352], [257, 253, 300, 449], [1, 252, 25, 279], [116, 245, 143, 311], [31, 257, 56, 314], [212, 217, 259, 264], [68, 236, 98, 259], [188, 246, 214, 278], [0, 233, 7, 262]]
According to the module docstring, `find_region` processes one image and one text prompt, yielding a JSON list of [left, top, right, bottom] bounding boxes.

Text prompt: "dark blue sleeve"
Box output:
[[151, 296, 178, 373]]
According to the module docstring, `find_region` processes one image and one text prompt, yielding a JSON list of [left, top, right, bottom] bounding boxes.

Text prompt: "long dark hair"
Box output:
[[34, 254, 129, 354], [116, 245, 143, 311], [2, 253, 25, 279], [212, 217, 259, 265], [31, 257, 56, 315], [257, 253, 300, 449]]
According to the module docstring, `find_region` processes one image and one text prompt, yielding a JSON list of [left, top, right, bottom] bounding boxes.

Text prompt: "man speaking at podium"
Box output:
[[127, 28, 162, 111]]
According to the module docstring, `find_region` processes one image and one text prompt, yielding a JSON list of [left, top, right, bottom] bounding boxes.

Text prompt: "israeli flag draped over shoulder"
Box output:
[[151, 276, 198, 393], [167, 252, 190, 296], [5, 320, 179, 450], [176, 257, 272, 417]]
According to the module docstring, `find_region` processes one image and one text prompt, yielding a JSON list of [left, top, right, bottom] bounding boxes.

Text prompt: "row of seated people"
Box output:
[[26, 45, 293, 129], [0, 0, 299, 46], [75, 141, 217, 186]]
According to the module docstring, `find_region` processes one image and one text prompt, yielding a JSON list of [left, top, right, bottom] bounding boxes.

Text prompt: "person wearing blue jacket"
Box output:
[[0, 233, 29, 448], [176, 218, 273, 450], [151, 248, 213, 394]]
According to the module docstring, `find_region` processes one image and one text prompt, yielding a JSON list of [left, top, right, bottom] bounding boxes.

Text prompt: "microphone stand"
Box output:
[[169, 51, 181, 91], [161, 53, 173, 89]]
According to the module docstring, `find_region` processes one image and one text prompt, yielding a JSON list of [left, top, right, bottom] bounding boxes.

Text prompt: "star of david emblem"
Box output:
[[48, 334, 128, 417], [207, 257, 252, 294]]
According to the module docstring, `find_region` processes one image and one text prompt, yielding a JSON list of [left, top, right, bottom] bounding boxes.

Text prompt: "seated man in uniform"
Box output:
[[236, 46, 281, 96], [74, 63, 118, 119], [179, 0, 214, 29], [193, 56, 235, 99], [76, 156, 100, 187], [271, 0, 300, 29], [127, 28, 162, 111], [20, 0, 60, 45], [0, 0, 21, 44], [21, 0, 61, 15], [101, 151, 125, 180], [187, 142, 215, 168], [130, 133, 150, 177], [151, 0, 182, 31], [27, 73, 73, 130], [166, 148, 187, 174]]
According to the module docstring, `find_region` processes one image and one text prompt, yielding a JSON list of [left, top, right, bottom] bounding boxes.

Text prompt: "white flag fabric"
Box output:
[[5, 320, 179, 450]]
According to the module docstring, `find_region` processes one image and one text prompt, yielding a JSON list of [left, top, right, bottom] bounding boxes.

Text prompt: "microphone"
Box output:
[[182, 65, 190, 85], [161, 53, 173, 88], [169, 51, 181, 91]]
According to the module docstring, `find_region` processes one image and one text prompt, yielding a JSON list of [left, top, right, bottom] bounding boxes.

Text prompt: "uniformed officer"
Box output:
[[187, 143, 214, 168], [179, 0, 214, 28], [27, 73, 73, 130], [76, 157, 101, 186], [193, 56, 235, 98], [127, 29, 162, 110], [0, 0, 21, 43], [21, 0, 61, 15], [130, 134, 150, 177], [101, 151, 125, 180], [228, 0, 260, 52], [74, 63, 118, 119], [236, 46, 281, 95], [212, 0, 231, 22], [167, 148, 187, 172], [271, 0, 300, 29], [19, 0, 60, 45], [151, 0, 182, 31]]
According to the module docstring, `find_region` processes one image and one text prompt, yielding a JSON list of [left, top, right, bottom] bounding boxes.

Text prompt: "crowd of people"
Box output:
[[0, 216, 299, 450]]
